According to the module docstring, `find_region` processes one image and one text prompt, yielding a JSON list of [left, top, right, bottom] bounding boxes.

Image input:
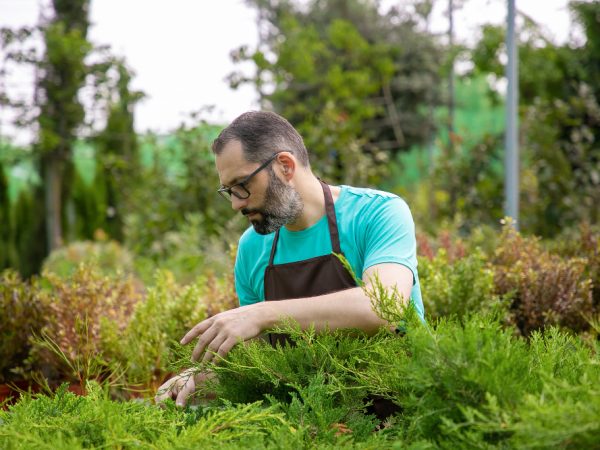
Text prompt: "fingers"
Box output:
[[216, 337, 237, 360], [154, 377, 179, 405], [183, 308, 254, 363], [201, 333, 227, 364], [154, 371, 199, 407], [175, 376, 195, 407], [181, 318, 212, 345], [191, 324, 219, 361]]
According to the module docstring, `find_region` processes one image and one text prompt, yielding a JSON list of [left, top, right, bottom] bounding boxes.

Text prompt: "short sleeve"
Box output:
[[361, 197, 418, 284], [234, 236, 262, 306]]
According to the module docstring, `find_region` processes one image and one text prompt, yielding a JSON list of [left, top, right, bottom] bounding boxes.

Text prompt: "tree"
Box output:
[[1, 1, 140, 273], [92, 60, 144, 241], [229, 0, 442, 185], [455, 1, 600, 236], [37, 0, 91, 252], [0, 161, 10, 270]]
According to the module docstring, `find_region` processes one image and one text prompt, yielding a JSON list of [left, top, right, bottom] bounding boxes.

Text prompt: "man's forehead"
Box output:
[[215, 140, 252, 185]]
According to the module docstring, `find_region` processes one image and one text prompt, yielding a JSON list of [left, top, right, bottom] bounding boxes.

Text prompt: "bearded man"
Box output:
[[155, 111, 424, 406]]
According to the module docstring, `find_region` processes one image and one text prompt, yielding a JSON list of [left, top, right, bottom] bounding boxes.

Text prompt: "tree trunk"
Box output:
[[44, 155, 63, 251]]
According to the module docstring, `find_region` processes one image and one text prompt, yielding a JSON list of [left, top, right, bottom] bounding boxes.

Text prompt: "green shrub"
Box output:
[[0, 382, 300, 449], [2, 312, 599, 448], [442, 331, 600, 448], [42, 238, 135, 279], [193, 311, 599, 448], [0, 271, 46, 383], [102, 270, 208, 388], [419, 248, 499, 320]]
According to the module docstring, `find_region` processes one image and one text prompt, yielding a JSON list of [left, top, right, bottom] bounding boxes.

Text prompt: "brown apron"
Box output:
[[262, 180, 400, 422], [264, 180, 356, 346]]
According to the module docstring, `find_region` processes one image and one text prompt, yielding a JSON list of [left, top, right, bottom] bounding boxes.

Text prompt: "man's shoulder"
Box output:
[[339, 185, 406, 210], [337, 185, 413, 232]]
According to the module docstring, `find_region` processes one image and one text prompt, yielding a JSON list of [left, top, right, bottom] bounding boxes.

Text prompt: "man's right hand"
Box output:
[[154, 368, 205, 407]]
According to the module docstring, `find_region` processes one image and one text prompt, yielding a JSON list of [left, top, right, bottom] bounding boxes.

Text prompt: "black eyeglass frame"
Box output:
[[217, 151, 285, 201]]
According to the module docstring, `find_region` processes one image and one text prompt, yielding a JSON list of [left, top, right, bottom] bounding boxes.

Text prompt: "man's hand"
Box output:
[[154, 369, 204, 407], [181, 302, 272, 363]]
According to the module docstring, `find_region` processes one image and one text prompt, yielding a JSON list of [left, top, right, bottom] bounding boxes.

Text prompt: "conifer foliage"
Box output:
[[2, 269, 599, 448]]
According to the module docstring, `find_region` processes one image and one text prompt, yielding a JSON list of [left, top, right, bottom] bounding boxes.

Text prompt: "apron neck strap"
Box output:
[[320, 180, 342, 254], [268, 179, 342, 266]]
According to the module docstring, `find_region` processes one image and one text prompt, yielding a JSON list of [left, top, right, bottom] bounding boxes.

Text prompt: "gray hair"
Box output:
[[212, 111, 310, 167]]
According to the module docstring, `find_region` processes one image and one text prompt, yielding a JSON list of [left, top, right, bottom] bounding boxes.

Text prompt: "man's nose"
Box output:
[[231, 195, 248, 211]]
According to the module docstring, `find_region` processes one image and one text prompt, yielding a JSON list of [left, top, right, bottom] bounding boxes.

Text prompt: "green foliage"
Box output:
[[1, 1, 145, 271], [0, 271, 45, 383], [42, 238, 135, 279], [419, 248, 500, 321], [464, 11, 600, 236], [186, 312, 599, 448], [2, 307, 600, 448], [92, 60, 144, 242], [0, 162, 10, 270], [442, 330, 600, 448], [1, 185, 47, 277], [520, 84, 600, 235], [101, 270, 207, 387], [0, 382, 306, 449], [408, 132, 504, 235], [69, 169, 107, 240], [232, 0, 442, 185]]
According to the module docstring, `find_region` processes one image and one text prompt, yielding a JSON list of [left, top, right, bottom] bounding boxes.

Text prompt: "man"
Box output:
[[155, 111, 424, 406]]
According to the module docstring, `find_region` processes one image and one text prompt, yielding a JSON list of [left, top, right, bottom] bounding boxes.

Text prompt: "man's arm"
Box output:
[[181, 262, 413, 363]]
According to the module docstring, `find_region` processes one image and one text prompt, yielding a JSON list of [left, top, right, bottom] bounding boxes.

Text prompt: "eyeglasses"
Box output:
[[217, 152, 284, 201]]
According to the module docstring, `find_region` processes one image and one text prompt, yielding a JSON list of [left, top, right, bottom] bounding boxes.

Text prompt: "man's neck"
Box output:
[[285, 176, 340, 232]]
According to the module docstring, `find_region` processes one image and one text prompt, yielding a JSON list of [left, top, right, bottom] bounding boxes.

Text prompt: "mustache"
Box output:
[[242, 208, 262, 216]]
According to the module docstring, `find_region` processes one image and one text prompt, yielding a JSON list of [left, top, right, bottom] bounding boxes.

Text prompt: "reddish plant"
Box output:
[[493, 225, 594, 336], [31, 266, 143, 385]]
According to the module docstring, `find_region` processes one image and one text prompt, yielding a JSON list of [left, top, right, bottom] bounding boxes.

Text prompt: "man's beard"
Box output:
[[242, 170, 303, 235]]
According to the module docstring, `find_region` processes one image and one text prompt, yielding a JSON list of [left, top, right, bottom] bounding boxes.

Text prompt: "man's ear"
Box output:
[[277, 152, 296, 180]]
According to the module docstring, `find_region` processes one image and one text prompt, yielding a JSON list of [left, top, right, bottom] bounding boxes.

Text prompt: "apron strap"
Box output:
[[267, 179, 342, 266], [268, 229, 280, 266], [319, 180, 342, 254]]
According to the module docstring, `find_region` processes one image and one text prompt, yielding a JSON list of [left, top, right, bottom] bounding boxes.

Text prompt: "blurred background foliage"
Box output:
[[0, 0, 598, 283]]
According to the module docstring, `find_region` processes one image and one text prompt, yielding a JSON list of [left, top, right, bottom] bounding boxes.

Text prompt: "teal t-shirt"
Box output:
[[234, 185, 424, 319]]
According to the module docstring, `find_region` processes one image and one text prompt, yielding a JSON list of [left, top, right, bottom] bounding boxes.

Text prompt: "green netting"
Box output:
[[389, 75, 505, 191], [2, 123, 223, 204]]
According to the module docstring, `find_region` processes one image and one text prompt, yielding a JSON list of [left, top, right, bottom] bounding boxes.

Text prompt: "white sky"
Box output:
[[0, 0, 583, 144]]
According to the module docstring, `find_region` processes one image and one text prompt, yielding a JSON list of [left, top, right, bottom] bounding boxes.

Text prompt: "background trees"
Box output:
[[1, 0, 141, 275], [229, 0, 442, 185], [1, 0, 599, 277]]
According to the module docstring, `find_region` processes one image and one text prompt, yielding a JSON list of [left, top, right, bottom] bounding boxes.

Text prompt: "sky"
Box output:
[[0, 0, 583, 144]]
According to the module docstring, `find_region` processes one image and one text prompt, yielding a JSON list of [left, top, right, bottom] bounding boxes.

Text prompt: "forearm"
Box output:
[[259, 287, 387, 335]]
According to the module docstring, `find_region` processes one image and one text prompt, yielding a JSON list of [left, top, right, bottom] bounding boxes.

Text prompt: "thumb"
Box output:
[[175, 378, 195, 407]]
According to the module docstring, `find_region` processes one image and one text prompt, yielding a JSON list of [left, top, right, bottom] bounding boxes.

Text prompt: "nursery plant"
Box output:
[[493, 221, 595, 335], [101, 270, 209, 390], [0, 271, 45, 384], [25, 265, 142, 388], [2, 271, 599, 448]]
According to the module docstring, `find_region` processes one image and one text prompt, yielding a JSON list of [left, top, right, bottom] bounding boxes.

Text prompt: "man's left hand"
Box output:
[[181, 302, 271, 363]]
